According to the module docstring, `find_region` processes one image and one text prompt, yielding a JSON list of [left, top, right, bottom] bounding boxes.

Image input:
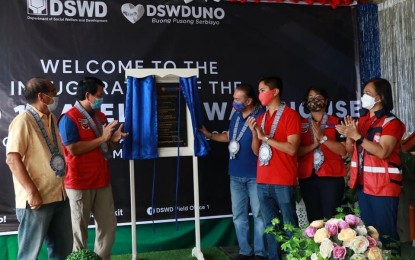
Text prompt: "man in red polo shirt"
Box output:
[[248, 76, 301, 260]]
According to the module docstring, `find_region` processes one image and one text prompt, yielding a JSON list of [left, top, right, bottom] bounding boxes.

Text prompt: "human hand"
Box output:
[[198, 125, 210, 138], [247, 117, 266, 140], [311, 121, 324, 141], [335, 116, 359, 140], [102, 120, 118, 142], [27, 190, 42, 210], [111, 123, 129, 143]]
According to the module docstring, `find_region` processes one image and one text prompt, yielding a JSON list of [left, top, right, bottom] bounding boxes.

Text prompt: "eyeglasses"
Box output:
[[42, 92, 56, 99]]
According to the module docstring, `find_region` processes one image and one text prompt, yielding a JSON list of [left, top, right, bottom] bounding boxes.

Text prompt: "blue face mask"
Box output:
[[91, 97, 103, 110], [232, 101, 246, 112]]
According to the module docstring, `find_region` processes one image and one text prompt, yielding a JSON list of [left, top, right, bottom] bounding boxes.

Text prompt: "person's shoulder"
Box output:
[[327, 114, 340, 122], [284, 105, 301, 118], [8, 111, 32, 131], [10, 111, 30, 123], [95, 110, 108, 121]]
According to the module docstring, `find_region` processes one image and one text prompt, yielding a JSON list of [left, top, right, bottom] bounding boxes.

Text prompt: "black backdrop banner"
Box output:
[[0, 0, 358, 233]]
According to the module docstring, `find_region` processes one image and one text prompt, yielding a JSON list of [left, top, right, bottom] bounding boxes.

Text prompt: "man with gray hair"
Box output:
[[6, 77, 73, 259]]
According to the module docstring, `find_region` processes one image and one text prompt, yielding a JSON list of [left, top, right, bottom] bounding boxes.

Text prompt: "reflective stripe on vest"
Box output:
[[350, 161, 400, 174]]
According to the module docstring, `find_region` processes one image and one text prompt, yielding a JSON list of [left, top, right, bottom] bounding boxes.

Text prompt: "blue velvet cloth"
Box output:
[[122, 76, 158, 159], [179, 76, 210, 156]]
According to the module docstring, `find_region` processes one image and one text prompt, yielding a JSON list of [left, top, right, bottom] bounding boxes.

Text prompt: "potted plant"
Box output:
[[66, 249, 101, 260]]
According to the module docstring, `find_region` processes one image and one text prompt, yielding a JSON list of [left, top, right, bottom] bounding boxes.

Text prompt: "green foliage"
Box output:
[[66, 249, 101, 260], [266, 207, 401, 260]]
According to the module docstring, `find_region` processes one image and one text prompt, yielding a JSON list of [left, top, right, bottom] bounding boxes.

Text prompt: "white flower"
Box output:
[[319, 238, 334, 258], [349, 236, 370, 254], [355, 225, 368, 236]]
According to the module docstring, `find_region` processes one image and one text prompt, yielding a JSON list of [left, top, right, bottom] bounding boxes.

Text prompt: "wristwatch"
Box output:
[[264, 137, 270, 143], [319, 135, 328, 144]]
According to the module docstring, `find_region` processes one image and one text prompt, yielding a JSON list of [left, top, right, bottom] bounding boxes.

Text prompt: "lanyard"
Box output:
[[309, 113, 328, 170], [74, 101, 111, 159], [231, 104, 261, 142], [260, 102, 286, 138], [26, 105, 59, 155], [308, 113, 328, 143], [26, 105, 65, 177], [258, 103, 286, 166]]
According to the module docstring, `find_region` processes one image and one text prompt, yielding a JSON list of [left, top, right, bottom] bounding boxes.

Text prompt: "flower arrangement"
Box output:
[[266, 208, 401, 260]]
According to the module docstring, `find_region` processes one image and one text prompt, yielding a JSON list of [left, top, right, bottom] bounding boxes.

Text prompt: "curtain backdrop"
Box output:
[[378, 0, 415, 135]]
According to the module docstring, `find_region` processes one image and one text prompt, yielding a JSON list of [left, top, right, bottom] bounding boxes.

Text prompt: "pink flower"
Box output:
[[325, 222, 339, 236], [304, 226, 317, 238], [366, 235, 378, 248], [338, 220, 349, 230], [345, 214, 361, 227], [332, 244, 347, 260]]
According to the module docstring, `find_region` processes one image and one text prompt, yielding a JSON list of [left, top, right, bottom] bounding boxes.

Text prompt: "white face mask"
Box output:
[[360, 94, 377, 110], [45, 96, 59, 112]]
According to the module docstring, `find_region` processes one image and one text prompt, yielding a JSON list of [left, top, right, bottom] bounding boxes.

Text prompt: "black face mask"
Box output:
[[307, 97, 326, 112]]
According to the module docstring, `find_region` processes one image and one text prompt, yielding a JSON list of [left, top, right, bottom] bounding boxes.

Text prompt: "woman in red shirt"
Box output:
[[298, 86, 347, 222]]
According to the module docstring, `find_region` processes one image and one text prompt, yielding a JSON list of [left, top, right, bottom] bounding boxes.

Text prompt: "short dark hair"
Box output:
[[302, 86, 330, 113], [76, 76, 104, 101], [258, 76, 283, 97], [24, 77, 51, 104], [365, 78, 394, 112], [235, 83, 259, 106]]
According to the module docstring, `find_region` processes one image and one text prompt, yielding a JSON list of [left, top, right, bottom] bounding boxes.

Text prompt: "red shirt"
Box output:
[[256, 106, 301, 185], [298, 115, 346, 178]]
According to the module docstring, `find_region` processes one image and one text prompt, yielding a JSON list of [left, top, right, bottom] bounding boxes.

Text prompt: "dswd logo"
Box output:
[[27, 0, 108, 17], [121, 3, 144, 24], [27, 0, 48, 15]]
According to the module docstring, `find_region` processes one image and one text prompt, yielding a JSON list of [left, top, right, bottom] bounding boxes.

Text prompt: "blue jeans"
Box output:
[[257, 184, 298, 260], [231, 176, 266, 257], [16, 200, 73, 260]]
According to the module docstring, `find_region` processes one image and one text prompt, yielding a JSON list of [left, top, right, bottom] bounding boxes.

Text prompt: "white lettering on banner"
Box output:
[[40, 59, 219, 75], [113, 149, 122, 158], [203, 102, 228, 121], [290, 101, 360, 119], [40, 59, 144, 74], [49, 0, 107, 17], [146, 205, 210, 216], [89, 209, 123, 219], [183, 61, 218, 75], [152, 60, 177, 69], [0, 216, 6, 224], [208, 81, 241, 94], [151, 18, 171, 24], [146, 5, 225, 20]]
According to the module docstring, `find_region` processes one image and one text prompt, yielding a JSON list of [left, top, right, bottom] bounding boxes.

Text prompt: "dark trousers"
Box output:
[[357, 186, 399, 246], [299, 174, 345, 222]]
